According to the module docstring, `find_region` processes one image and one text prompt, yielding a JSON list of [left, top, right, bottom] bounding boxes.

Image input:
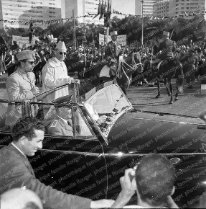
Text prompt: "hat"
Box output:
[[16, 50, 35, 61], [56, 41, 67, 52], [110, 31, 118, 36], [163, 31, 170, 37]]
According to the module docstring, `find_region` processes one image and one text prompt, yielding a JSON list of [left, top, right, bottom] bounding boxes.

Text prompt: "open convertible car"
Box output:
[[0, 81, 206, 208]]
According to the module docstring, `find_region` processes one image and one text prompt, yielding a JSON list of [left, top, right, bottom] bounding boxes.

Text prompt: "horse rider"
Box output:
[[156, 31, 177, 69], [105, 31, 121, 61]]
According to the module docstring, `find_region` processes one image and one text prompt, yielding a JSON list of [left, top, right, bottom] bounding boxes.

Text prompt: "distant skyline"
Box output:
[[112, 0, 136, 15]]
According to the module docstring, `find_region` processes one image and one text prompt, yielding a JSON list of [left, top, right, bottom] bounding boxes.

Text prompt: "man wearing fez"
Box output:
[[5, 50, 39, 127], [42, 41, 79, 104], [105, 31, 121, 60]]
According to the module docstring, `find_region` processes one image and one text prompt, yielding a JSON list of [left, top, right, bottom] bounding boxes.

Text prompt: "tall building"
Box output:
[[65, 0, 135, 25], [65, 0, 103, 25], [135, 0, 156, 16], [0, 0, 64, 29], [169, 0, 206, 17], [153, 0, 169, 17]]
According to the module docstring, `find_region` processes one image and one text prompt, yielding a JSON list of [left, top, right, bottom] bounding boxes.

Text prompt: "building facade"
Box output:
[[169, 0, 206, 17], [135, 0, 156, 16], [153, 0, 169, 17], [0, 0, 64, 29], [65, 0, 104, 25]]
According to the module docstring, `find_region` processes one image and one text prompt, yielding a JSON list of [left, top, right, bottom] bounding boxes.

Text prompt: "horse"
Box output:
[[155, 57, 184, 104], [115, 52, 143, 94]]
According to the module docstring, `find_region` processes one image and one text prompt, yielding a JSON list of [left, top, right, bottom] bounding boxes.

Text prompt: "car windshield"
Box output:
[[84, 84, 133, 137]]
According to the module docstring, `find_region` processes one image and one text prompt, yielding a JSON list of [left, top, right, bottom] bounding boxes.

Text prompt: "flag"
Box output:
[[99, 0, 104, 19], [93, 0, 101, 19], [184, 12, 188, 16], [100, 0, 107, 20], [104, 0, 111, 26]]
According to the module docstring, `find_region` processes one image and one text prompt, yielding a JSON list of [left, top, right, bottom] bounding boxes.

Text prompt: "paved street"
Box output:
[[127, 82, 206, 124]]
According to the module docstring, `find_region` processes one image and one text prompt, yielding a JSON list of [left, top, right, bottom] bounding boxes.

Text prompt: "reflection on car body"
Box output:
[[0, 81, 206, 207]]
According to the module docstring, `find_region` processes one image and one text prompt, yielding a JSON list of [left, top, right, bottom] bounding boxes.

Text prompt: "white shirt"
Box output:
[[41, 57, 73, 103]]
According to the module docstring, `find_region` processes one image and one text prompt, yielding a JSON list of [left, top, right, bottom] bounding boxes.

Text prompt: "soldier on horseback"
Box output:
[[156, 31, 177, 67], [105, 31, 120, 61], [155, 31, 183, 104]]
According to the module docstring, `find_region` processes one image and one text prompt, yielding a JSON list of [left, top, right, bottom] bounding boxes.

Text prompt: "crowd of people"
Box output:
[[0, 30, 206, 208]]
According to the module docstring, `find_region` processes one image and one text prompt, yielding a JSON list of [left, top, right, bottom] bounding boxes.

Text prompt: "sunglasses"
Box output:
[[59, 52, 67, 55], [27, 61, 35, 65]]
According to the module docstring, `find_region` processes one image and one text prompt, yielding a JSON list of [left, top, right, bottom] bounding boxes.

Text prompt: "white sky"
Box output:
[[112, 0, 135, 15]]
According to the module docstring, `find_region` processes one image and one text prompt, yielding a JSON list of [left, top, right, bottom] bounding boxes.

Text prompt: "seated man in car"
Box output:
[[47, 105, 73, 136], [112, 154, 178, 208]]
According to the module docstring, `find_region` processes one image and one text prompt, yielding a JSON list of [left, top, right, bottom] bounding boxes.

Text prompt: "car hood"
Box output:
[[108, 111, 206, 154]]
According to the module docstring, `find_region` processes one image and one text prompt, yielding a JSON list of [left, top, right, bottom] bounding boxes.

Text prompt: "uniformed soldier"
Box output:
[[47, 105, 73, 136], [157, 31, 177, 61], [105, 31, 121, 60]]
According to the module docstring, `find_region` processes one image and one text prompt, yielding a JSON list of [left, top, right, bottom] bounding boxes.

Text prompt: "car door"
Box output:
[[107, 112, 206, 207]]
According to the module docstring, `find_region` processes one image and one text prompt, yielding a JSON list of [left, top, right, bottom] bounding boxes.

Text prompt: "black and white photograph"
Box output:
[[0, 0, 206, 208]]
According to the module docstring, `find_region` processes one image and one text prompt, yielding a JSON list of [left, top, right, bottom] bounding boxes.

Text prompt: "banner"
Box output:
[[12, 35, 30, 48], [99, 33, 127, 46], [117, 35, 127, 46], [99, 33, 105, 46], [12, 35, 40, 48]]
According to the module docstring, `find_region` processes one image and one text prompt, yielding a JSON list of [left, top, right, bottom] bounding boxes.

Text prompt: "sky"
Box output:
[[112, 0, 136, 15]]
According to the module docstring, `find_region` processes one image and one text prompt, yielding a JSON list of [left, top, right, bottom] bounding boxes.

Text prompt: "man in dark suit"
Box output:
[[0, 117, 114, 209]]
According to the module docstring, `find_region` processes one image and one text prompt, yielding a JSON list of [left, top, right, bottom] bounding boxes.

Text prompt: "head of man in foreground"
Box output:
[[1, 188, 43, 209], [135, 154, 176, 207], [12, 117, 45, 157], [113, 154, 177, 208]]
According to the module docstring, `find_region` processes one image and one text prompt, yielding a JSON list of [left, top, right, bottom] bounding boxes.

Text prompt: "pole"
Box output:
[[73, 9, 76, 50], [141, 0, 144, 47]]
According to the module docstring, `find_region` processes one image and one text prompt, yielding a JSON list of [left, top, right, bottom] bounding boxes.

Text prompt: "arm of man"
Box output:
[[1, 149, 114, 209], [6, 76, 34, 101], [111, 168, 135, 208], [4, 156, 91, 209]]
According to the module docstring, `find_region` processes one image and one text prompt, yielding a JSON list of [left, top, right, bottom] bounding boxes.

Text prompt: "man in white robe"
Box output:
[[41, 41, 79, 103]]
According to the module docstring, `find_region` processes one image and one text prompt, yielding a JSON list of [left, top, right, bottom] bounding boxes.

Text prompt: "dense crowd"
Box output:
[[0, 35, 206, 88]]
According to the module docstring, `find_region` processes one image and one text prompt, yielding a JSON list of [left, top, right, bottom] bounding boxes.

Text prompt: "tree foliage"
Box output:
[[1, 15, 205, 47]]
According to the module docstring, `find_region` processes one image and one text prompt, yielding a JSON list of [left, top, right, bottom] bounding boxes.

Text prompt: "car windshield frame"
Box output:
[[83, 83, 133, 138]]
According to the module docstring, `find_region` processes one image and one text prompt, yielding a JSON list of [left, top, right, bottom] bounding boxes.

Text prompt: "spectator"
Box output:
[[1, 188, 43, 209], [0, 117, 114, 209], [112, 154, 178, 208]]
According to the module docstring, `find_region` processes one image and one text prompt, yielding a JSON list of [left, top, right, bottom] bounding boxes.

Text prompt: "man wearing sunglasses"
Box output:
[[42, 41, 79, 104], [5, 50, 39, 127]]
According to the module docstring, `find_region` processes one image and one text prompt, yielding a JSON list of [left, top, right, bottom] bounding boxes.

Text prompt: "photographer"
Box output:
[[112, 154, 178, 208]]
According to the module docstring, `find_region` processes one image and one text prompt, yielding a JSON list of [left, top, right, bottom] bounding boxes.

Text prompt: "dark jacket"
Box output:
[[0, 144, 91, 209], [105, 41, 118, 59], [158, 38, 176, 60]]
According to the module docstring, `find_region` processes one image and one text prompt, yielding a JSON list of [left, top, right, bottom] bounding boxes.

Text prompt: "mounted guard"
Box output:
[[155, 31, 183, 104], [105, 31, 121, 61]]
